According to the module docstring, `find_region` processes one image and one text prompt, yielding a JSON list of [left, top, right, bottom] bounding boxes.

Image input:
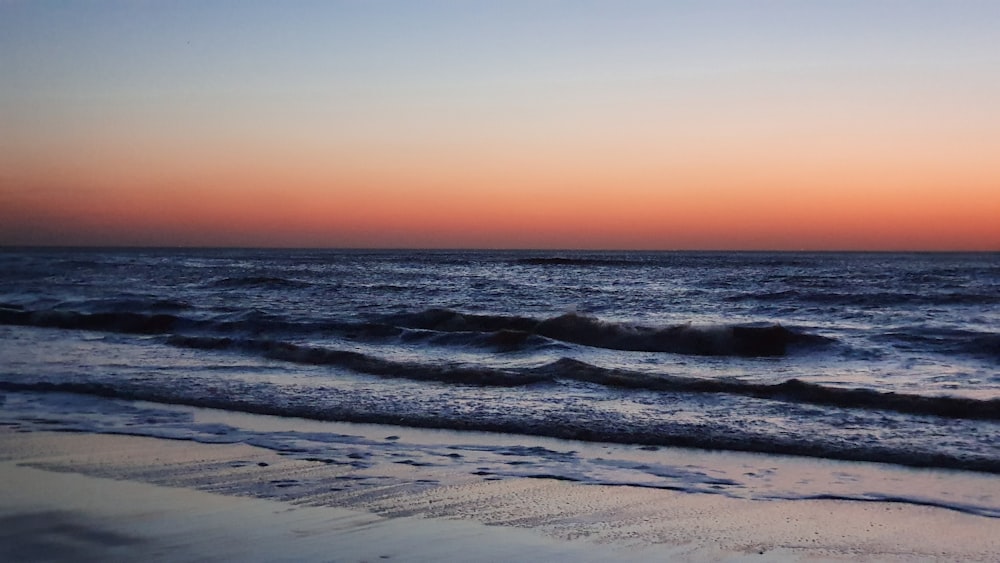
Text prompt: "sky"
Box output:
[[1, 1, 998, 250]]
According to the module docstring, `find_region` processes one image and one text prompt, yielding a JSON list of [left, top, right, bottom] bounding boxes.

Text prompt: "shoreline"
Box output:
[[2, 428, 999, 561]]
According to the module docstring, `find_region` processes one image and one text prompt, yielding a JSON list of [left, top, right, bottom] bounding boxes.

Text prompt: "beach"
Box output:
[[5, 0, 1000, 557], [2, 428, 999, 562], [1, 249, 998, 560]]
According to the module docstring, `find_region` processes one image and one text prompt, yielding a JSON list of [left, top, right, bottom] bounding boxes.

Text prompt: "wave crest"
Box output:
[[389, 309, 831, 357], [533, 358, 1000, 421], [167, 335, 547, 387], [3, 380, 998, 474]]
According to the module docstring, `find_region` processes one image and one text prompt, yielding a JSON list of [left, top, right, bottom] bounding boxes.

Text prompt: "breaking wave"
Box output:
[[0, 305, 833, 358], [531, 358, 1000, 420], [160, 337, 1000, 421], [166, 335, 545, 387], [2, 305, 995, 421], [385, 308, 832, 357], [1, 379, 997, 474]]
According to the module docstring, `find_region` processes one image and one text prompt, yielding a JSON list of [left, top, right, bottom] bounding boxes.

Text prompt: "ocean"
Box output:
[[1, 248, 998, 516]]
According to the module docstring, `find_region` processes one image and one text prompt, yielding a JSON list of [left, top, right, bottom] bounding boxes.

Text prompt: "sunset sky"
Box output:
[[2, 1, 998, 250]]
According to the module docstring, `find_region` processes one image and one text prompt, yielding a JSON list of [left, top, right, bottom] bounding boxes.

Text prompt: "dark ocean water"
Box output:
[[1, 248, 998, 513]]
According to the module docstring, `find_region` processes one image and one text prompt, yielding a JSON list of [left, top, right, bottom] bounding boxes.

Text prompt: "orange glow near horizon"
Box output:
[[3, 142, 997, 250]]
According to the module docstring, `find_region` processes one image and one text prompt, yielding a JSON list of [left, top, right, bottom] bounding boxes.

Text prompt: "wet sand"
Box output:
[[1, 429, 998, 562]]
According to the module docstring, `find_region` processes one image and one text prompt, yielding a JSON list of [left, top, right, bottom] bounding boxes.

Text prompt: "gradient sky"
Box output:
[[2, 1, 998, 250]]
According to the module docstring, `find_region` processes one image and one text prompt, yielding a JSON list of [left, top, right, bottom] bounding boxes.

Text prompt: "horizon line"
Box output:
[[1, 244, 997, 254]]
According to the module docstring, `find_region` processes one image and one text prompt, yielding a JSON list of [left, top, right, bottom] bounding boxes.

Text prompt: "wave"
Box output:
[[163, 335, 1000, 421], [3, 303, 993, 368], [207, 276, 313, 289], [166, 335, 547, 387], [1, 304, 831, 358], [70, 297, 194, 314], [0, 307, 182, 335], [0, 305, 543, 355], [0, 306, 348, 340], [387, 309, 832, 357], [881, 326, 1000, 361], [2, 380, 998, 474], [729, 289, 1000, 307], [396, 328, 557, 353], [532, 358, 1000, 421]]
